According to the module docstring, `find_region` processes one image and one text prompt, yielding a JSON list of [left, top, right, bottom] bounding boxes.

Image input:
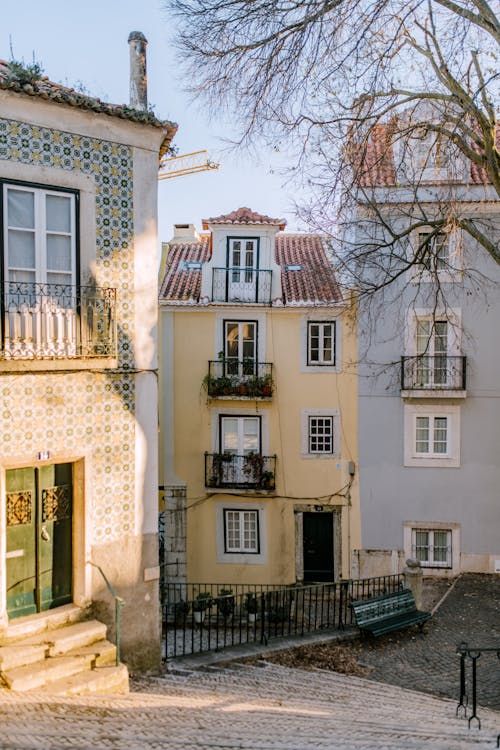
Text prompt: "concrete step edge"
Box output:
[[45, 664, 129, 696]]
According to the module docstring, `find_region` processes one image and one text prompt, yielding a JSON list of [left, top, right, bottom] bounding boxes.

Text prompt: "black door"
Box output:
[[303, 512, 334, 582]]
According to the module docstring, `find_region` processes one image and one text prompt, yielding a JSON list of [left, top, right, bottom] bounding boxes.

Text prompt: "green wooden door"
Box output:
[[6, 464, 73, 619]]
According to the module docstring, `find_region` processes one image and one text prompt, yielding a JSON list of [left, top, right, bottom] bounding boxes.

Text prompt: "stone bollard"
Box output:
[[403, 558, 423, 610]]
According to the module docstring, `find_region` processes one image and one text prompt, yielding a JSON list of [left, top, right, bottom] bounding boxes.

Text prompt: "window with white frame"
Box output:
[[301, 409, 339, 458], [309, 416, 334, 454], [415, 415, 448, 456], [3, 183, 76, 287], [223, 509, 260, 553], [224, 320, 257, 376], [404, 404, 460, 467], [307, 321, 336, 366], [412, 528, 452, 567], [416, 231, 449, 272]]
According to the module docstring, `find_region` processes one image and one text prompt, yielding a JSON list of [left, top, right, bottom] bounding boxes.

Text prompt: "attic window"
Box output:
[[285, 264, 302, 271], [183, 261, 202, 270]]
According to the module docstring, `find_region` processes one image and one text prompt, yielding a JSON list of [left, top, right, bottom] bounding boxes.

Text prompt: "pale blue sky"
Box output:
[[2, 0, 304, 247]]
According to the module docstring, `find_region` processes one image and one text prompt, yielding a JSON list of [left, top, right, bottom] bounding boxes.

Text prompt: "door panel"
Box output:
[[39, 463, 72, 611], [6, 463, 73, 619], [303, 513, 334, 582], [6, 468, 37, 618]]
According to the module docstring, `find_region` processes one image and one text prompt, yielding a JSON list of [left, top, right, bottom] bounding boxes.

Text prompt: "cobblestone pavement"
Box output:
[[348, 574, 500, 710], [0, 662, 499, 749]]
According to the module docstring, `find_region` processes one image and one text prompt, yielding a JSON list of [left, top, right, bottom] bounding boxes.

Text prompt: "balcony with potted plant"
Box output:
[[204, 356, 274, 400], [204, 452, 276, 491]]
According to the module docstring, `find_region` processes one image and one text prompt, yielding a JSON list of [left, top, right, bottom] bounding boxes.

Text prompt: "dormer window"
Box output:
[[412, 129, 452, 172], [229, 238, 258, 283]]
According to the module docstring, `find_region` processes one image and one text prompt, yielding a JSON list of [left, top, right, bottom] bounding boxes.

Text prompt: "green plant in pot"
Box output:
[[193, 591, 213, 623], [244, 592, 259, 623], [173, 599, 190, 623], [216, 588, 235, 620], [260, 469, 275, 490]]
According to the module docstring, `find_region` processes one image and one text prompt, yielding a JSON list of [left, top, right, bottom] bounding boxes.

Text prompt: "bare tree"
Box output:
[[165, 0, 499, 292]]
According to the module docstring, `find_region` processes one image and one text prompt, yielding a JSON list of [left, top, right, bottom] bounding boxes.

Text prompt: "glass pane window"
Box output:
[[224, 509, 259, 553], [416, 319, 449, 386], [415, 415, 448, 456], [221, 416, 260, 455], [309, 416, 334, 454], [3, 184, 76, 287], [224, 321, 256, 376], [412, 528, 451, 567], [417, 232, 449, 271], [308, 321, 336, 365]]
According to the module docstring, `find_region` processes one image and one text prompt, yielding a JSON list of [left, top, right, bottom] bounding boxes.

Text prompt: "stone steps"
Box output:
[[0, 617, 128, 696]]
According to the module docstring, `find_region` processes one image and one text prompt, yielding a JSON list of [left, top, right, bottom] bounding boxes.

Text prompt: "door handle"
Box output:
[[41, 526, 51, 542]]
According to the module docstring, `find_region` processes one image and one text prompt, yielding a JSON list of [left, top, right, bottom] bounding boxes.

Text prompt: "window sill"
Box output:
[[0, 357, 118, 373], [401, 389, 467, 400]]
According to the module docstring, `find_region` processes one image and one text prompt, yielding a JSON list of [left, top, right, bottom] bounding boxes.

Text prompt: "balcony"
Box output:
[[212, 267, 272, 304], [0, 282, 117, 363], [204, 360, 274, 399], [401, 355, 466, 397], [205, 452, 276, 491]]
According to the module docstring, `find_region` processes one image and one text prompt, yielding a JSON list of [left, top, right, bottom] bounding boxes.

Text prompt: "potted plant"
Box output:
[[260, 469, 275, 490], [243, 452, 265, 483], [244, 592, 259, 623], [216, 588, 235, 620], [261, 374, 273, 397], [192, 592, 212, 623]]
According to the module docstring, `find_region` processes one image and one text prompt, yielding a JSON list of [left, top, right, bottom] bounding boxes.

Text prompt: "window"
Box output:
[[228, 238, 258, 284], [309, 416, 334, 454], [224, 321, 257, 375], [224, 509, 260, 553], [412, 528, 452, 568], [404, 404, 460, 467], [412, 130, 452, 172], [3, 183, 76, 287], [416, 232, 449, 272], [307, 321, 336, 366], [416, 319, 448, 386], [301, 409, 339, 458], [220, 415, 260, 455], [415, 415, 448, 456]]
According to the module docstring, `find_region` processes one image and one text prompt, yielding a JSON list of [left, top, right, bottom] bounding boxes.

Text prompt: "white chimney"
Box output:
[[170, 224, 200, 243], [128, 31, 148, 111]]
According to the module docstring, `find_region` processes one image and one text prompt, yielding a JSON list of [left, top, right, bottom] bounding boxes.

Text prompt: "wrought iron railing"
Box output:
[[456, 642, 500, 738], [205, 360, 273, 398], [161, 575, 404, 660], [0, 282, 117, 359], [401, 355, 466, 390], [205, 452, 276, 490], [212, 267, 272, 304]]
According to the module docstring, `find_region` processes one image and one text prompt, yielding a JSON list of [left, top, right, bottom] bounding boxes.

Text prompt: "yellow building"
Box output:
[[159, 208, 359, 588]]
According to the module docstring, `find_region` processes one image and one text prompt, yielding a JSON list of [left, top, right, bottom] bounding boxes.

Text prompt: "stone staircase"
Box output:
[[0, 606, 128, 696]]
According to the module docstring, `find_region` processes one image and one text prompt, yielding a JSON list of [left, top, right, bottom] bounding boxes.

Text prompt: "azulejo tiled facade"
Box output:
[[0, 118, 135, 545]]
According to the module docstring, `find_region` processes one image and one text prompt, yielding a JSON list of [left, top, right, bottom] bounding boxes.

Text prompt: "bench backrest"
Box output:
[[351, 589, 417, 626]]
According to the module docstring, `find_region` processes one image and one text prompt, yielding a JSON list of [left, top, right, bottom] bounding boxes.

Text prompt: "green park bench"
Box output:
[[350, 588, 431, 637]]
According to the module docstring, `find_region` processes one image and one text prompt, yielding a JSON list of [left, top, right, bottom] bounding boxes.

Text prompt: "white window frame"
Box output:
[[301, 315, 342, 372], [301, 408, 340, 459], [215, 311, 266, 365], [409, 227, 463, 283], [405, 308, 462, 359], [307, 320, 336, 366], [3, 182, 77, 286], [403, 521, 460, 574], [404, 404, 460, 467], [216, 502, 267, 564], [223, 508, 260, 554]]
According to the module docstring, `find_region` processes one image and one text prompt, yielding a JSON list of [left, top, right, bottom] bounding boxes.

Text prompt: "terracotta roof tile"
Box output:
[[358, 122, 497, 187], [0, 59, 177, 155], [202, 207, 286, 230], [159, 231, 341, 306], [276, 234, 342, 305], [159, 238, 211, 303]]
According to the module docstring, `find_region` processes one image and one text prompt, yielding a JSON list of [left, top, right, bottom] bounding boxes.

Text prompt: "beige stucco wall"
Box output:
[[162, 297, 359, 585]]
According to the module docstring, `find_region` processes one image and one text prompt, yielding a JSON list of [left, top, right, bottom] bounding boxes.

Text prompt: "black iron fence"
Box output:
[[205, 452, 276, 490], [212, 267, 272, 304], [206, 360, 274, 398], [162, 574, 403, 660], [401, 355, 466, 390], [456, 642, 500, 741], [0, 281, 117, 359]]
